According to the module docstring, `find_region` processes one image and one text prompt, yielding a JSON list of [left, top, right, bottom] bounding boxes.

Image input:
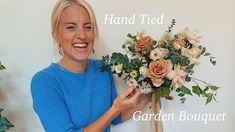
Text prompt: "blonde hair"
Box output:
[[51, 0, 99, 39]]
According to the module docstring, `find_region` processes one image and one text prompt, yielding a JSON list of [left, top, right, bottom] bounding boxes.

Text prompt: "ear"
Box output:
[[52, 31, 60, 44]]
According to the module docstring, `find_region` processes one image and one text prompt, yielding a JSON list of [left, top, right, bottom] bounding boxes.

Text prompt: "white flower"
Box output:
[[171, 76, 184, 89], [126, 52, 139, 59], [139, 66, 148, 77], [136, 29, 145, 38], [150, 49, 162, 60], [159, 48, 169, 58], [161, 32, 172, 43], [140, 87, 152, 94], [125, 37, 135, 45], [139, 81, 152, 94], [190, 58, 200, 65], [181, 46, 201, 64], [178, 27, 201, 45], [127, 78, 138, 87], [130, 70, 138, 78], [114, 63, 123, 74], [153, 80, 164, 87], [150, 48, 169, 60], [124, 43, 132, 52]]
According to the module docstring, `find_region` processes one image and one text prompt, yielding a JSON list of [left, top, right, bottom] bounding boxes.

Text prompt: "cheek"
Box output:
[[59, 31, 74, 44], [87, 32, 95, 43]]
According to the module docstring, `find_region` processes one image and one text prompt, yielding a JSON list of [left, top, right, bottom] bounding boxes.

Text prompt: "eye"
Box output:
[[66, 26, 75, 31], [84, 25, 92, 31]]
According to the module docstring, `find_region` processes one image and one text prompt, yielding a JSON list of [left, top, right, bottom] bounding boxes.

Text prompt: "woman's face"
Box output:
[[54, 3, 94, 62]]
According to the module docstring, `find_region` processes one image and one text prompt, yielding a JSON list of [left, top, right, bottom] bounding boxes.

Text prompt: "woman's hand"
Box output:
[[112, 87, 141, 114], [120, 90, 152, 121], [84, 87, 140, 132]]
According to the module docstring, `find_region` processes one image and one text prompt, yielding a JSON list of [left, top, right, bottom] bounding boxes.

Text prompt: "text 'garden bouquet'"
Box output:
[[100, 20, 219, 104]]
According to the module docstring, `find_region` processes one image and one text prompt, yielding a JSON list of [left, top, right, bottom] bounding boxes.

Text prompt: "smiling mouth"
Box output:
[[72, 43, 88, 49]]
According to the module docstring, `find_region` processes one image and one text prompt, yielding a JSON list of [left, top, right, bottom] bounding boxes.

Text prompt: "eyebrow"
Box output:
[[63, 22, 92, 25]]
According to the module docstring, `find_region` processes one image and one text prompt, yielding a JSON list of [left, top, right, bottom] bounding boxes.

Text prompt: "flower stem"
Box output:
[[190, 77, 211, 86]]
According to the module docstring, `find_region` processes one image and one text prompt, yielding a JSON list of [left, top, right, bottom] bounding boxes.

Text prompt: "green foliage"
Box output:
[[180, 86, 192, 96], [0, 109, 14, 132], [192, 84, 219, 104], [168, 53, 190, 66], [167, 19, 176, 32], [155, 86, 171, 101], [198, 45, 217, 65]]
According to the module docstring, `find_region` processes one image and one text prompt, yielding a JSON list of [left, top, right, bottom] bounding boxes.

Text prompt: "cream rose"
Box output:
[[188, 46, 201, 58], [178, 27, 201, 45], [148, 60, 169, 85], [139, 66, 148, 77], [181, 46, 201, 64]]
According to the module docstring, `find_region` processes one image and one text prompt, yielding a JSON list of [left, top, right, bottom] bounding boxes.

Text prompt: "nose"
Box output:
[[76, 28, 86, 40]]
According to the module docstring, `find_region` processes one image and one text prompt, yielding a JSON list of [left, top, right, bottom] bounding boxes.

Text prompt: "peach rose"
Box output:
[[148, 60, 168, 85], [136, 36, 152, 51]]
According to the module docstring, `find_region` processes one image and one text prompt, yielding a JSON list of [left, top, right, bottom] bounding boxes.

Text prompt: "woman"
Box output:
[[31, 0, 151, 132]]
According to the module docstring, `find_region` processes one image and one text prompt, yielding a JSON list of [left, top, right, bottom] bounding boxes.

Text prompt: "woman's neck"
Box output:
[[59, 58, 88, 73]]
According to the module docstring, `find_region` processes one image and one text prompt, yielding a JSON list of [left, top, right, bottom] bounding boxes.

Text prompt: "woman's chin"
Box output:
[[73, 54, 90, 62]]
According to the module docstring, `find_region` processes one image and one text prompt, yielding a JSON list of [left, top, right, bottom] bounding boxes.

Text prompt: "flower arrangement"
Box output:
[[0, 61, 14, 131], [100, 19, 219, 104]]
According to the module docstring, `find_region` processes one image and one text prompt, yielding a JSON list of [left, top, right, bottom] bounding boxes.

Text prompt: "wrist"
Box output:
[[111, 105, 120, 117]]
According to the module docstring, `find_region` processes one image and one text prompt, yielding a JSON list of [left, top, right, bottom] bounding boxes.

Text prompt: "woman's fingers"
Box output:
[[113, 87, 143, 113], [126, 89, 140, 106], [120, 86, 135, 99]]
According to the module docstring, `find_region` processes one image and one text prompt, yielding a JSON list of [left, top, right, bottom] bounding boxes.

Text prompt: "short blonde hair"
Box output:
[[51, 0, 99, 39]]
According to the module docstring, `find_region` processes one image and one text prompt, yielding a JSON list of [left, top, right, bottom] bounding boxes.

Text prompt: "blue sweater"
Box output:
[[31, 59, 122, 132]]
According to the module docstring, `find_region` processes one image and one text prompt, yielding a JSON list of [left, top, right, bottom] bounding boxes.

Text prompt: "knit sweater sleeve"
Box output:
[[31, 72, 83, 132]]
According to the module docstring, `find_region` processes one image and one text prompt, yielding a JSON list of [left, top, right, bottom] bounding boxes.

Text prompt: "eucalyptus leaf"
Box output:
[[178, 93, 185, 97], [185, 76, 191, 82], [180, 86, 192, 95], [201, 47, 206, 55], [206, 94, 213, 104], [180, 97, 186, 103], [192, 86, 201, 97], [204, 53, 211, 56], [210, 85, 219, 91]]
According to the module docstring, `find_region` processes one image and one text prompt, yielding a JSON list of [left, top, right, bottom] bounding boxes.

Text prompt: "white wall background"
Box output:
[[0, 0, 234, 132]]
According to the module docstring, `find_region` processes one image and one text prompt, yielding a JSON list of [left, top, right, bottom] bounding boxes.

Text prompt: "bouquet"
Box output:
[[0, 61, 14, 131], [100, 19, 219, 104]]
